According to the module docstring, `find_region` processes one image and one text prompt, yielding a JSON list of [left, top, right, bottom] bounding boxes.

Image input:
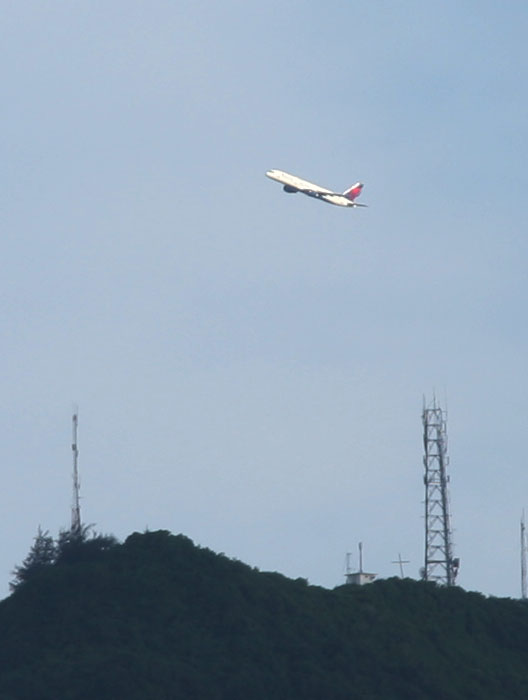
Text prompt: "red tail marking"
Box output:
[[343, 183, 363, 201]]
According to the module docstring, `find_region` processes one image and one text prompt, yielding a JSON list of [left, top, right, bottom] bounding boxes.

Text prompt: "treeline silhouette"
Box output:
[[1, 529, 528, 699]]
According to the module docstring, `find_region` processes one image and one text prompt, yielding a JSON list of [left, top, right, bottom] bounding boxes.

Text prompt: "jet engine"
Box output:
[[283, 185, 298, 193]]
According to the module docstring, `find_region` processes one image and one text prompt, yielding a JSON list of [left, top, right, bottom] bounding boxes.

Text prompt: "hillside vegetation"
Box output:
[[1, 530, 528, 699]]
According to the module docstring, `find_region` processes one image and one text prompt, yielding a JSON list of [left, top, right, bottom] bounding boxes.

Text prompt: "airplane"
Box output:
[[266, 169, 367, 208]]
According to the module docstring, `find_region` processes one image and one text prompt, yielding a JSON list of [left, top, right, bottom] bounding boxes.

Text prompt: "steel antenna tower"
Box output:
[[422, 397, 458, 586], [521, 511, 527, 600], [71, 410, 82, 535]]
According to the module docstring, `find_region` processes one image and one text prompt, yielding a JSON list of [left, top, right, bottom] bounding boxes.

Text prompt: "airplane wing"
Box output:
[[303, 192, 369, 208], [297, 191, 368, 207]]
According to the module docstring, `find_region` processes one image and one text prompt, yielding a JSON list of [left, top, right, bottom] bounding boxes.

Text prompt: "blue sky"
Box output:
[[2, 1, 528, 598]]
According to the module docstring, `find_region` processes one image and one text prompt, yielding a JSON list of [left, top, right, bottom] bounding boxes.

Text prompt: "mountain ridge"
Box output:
[[1, 529, 527, 699]]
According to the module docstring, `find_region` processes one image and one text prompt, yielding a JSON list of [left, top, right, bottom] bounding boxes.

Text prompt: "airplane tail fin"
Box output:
[[342, 182, 363, 201]]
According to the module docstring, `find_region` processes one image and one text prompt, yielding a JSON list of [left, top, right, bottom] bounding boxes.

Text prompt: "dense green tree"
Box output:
[[55, 525, 118, 564], [10, 526, 56, 590]]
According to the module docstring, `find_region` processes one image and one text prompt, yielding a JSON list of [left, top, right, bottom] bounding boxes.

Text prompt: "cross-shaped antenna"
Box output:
[[391, 553, 410, 578]]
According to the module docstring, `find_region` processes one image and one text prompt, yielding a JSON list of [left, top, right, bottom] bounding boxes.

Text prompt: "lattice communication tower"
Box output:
[[422, 398, 459, 586]]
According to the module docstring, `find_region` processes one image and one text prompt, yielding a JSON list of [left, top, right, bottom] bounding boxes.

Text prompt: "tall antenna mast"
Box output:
[[521, 511, 527, 600], [71, 410, 81, 535], [422, 397, 459, 586]]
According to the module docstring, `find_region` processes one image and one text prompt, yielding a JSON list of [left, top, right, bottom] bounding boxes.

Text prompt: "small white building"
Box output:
[[345, 570, 377, 586], [345, 542, 377, 586]]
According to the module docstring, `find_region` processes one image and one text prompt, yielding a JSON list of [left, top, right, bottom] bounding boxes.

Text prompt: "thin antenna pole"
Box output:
[[359, 542, 363, 573], [522, 511, 527, 600], [71, 410, 81, 534]]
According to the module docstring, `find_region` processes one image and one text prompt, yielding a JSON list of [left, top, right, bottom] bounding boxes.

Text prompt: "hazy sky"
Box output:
[[2, 1, 528, 599]]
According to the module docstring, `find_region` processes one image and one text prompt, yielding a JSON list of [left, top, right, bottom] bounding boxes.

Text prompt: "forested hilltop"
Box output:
[[1, 530, 528, 700]]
